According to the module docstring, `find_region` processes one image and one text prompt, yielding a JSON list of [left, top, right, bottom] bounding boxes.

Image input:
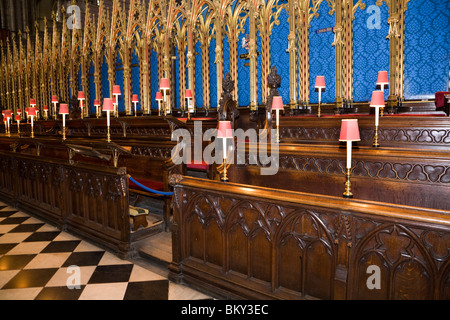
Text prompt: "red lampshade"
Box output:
[[17, 109, 21, 115], [15, 115, 21, 121], [155, 92, 163, 101], [370, 91, 385, 108], [217, 121, 233, 139], [94, 99, 100, 106], [30, 99, 36, 106], [377, 71, 389, 85], [132, 94, 139, 103], [272, 96, 284, 110], [59, 104, 69, 115], [43, 105, 49, 111], [5, 110, 12, 117], [160, 78, 169, 90], [112, 85, 121, 95], [185, 89, 193, 99], [315, 76, 325, 89], [78, 91, 85, 100], [52, 95, 58, 103], [339, 119, 360, 142], [103, 98, 115, 111], [28, 107, 36, 116]]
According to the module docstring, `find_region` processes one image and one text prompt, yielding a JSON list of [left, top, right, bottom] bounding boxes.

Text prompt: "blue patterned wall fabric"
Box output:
[[89, 61, 96, 113], [309, 1, 335, 104], [115, 51, 124, 112], [209, 38, 217, 108], [353, 0, 390, 102], [271, 8, 290, 104], [237, 20, 250, 107], [101, 55, 110, 101], [257, 32, 263, 105], [131, 51, 141, 111], [195, 42, 203, 108], [404, 0, 450, 100], [151, 50, 159, 109]]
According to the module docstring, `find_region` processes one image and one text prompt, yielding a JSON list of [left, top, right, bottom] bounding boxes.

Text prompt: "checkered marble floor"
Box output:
[[0, 202, 211, 300]]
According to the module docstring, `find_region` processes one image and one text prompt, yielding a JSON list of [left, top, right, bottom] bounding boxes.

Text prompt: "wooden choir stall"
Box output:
[[0, 0, 449, 301]]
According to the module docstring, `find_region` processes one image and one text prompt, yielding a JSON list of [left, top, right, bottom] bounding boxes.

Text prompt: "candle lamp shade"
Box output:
[[30, 99, 36, 106], [315, 76, 326, 89], [15, 115, 21, 121], [44, 106, 49, 111], [52, 96, 59, 103], [217, 121, 233, 139], [339, 119, 360, 142], [103, 98, 115, 111], [94, 99, 100, 107], [377, 71, 389, 86], [78, 91, 85, 100], [59, 104, 69, 115], [28, 107, 37, 117], [132, 94, 139, 103], [185, 89, 193, 99], [272, 96, 284, 110], [112, 85, 121, 95], [17, 109, 21, 115], [5, 110, 12, 117], [370, 91, 385, 108], [155, 92, 163, 101], [160, 78, 170, 90]]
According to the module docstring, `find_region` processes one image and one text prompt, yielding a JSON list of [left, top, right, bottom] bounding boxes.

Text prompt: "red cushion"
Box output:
[[436, 92, 450, 108], [129, 178, 164, 192], [186, 161, 209, 171]]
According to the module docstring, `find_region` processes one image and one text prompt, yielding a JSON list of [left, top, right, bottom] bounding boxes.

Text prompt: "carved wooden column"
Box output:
[[333, 0, 344, 110], [287, 0, 297, 109], [213, 0, 229, 108], [248, 0, 259, 110], [382, 0, 409, 113], [95, 0, 110, 110]]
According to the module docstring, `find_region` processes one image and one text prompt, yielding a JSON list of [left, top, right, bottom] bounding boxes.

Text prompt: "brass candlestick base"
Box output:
[[62, 128, 66, 141], [380, 107, 384, 117], [221, 161, 229, 182], [373, 125, 380, 148], [318, 103, 321, 118], [276, 127, 280, 143], [107, 126, 111, 143], [343, 168, 353, 198]]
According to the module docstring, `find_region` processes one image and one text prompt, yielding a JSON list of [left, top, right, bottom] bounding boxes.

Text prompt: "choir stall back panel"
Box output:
[[169, 176, 450, 300]]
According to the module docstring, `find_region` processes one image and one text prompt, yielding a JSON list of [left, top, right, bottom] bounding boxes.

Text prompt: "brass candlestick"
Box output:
[[373, 125, 380, 147], [343, 168, 353, 198], [221, 160, 229, 182]]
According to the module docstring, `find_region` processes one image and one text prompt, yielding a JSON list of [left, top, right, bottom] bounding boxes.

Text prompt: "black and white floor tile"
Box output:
[[0, 202, 211, 300]]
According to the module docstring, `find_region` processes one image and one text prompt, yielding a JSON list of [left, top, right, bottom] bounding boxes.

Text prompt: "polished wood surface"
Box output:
[[224, 143, 450, 210], [0, 150, 132, 258], [169, 175, 450, 300]]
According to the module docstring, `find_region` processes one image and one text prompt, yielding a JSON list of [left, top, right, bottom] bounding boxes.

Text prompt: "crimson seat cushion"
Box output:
[[129, 178, 164, 192], [186, 162, 209, 171]]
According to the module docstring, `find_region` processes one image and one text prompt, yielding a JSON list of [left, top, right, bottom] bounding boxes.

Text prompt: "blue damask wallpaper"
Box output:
[[150, 50, 159, 109], [100, 0, 449, 111], [353, 0, 390, 102], [89, 62, 96, 112], [404, 0, 450, 100], [209, 38, 217, 108], [101, 55, 110, 104], [131, 51, 141, 111], [309, 1, 335, 104], [271, 9, 290, 105]]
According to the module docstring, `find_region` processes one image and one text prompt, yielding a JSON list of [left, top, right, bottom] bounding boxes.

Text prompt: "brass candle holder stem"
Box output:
[[373, 125, 380, 147], [318, 102, 321, 118], [221, 159, 229, 182], [343, 168, 353, 198], [107, 126, 111, 143]]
